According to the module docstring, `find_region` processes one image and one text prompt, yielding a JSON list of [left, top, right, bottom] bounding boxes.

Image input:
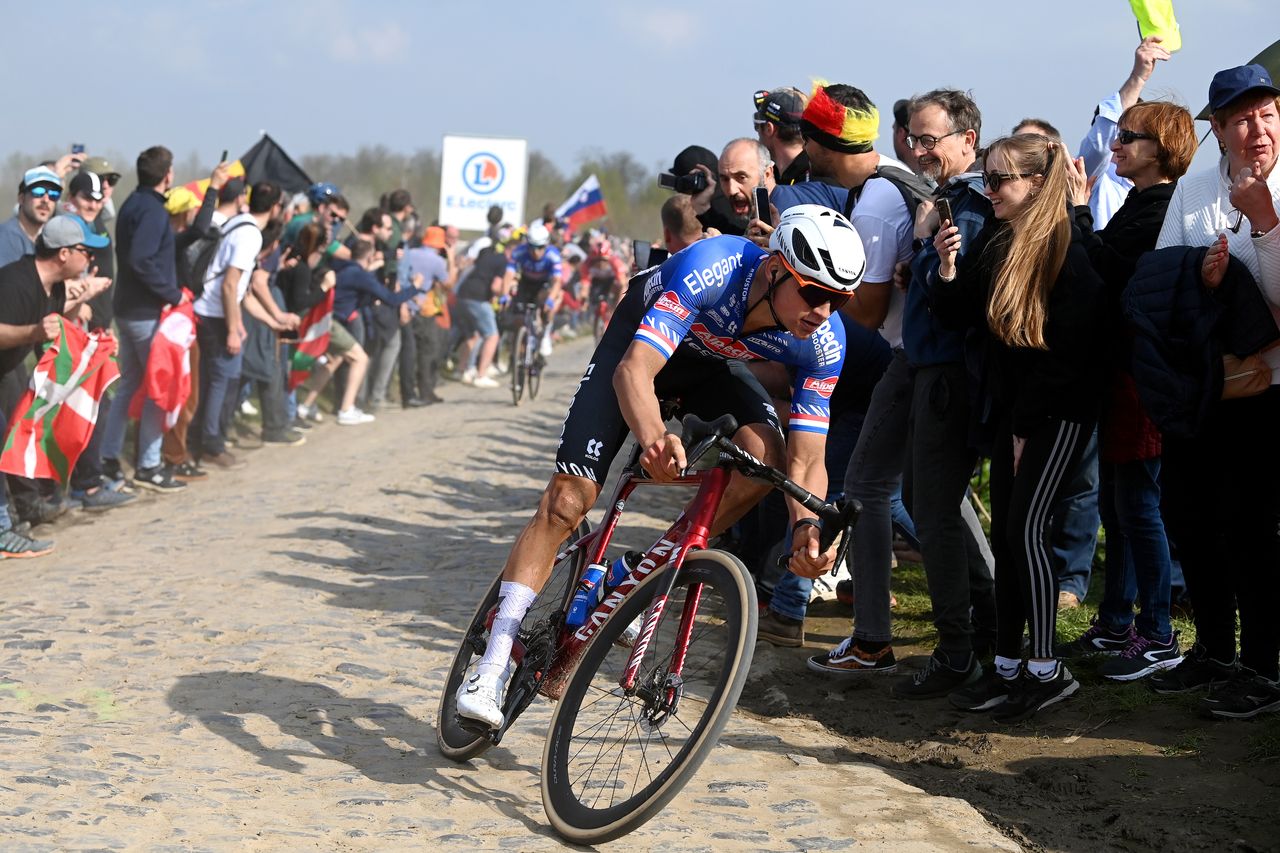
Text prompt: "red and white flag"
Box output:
[[130, 299, 196, 429]]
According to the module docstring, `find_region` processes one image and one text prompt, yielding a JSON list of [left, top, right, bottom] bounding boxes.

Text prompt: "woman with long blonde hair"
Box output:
[[930, 133, 1107, 723]]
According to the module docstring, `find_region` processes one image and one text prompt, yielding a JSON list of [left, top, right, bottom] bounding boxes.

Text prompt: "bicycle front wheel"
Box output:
[[541, 550, 757, 844], [435, 521, 590, 762], [510, 326, 528, 405]]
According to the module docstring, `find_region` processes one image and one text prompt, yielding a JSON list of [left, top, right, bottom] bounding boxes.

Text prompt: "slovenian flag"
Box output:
[[555, 174, 608, 230], [0, 320, 119, 483]]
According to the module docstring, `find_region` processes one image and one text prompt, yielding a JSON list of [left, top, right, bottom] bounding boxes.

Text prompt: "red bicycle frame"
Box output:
[[540, 464, 733, 695]]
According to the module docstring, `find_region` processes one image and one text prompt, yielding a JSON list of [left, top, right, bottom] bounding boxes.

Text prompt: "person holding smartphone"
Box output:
[[929, 135, 1107, 723], [889, 90, 1001, 700]]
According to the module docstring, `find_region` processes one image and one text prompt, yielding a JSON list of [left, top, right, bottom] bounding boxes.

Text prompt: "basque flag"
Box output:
[[555, 174, 608, 230], [0, 319, 119, 483], [288, 289, 335, 390], [130, 298, 196, 430]]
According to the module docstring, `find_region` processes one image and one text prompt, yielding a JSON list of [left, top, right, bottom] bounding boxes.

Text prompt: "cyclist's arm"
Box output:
[[614, 341, 686, 481], [785, 430, 828, 525]]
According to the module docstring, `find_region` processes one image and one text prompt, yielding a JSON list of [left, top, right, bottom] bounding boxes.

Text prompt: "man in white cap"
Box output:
[[0, 166, 63, 267]]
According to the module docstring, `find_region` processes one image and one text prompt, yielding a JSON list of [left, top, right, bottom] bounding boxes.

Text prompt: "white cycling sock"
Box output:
[[477, 581, 537, 678]]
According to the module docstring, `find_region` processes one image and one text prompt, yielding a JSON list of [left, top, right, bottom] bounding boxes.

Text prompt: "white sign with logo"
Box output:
[[438, 135, 528, 231]]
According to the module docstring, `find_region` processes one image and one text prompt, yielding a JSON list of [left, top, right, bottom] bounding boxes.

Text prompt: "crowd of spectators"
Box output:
[[654, 37, 1278, 722], [0, 149, 619, 560], [1, 35, 1277, 724]]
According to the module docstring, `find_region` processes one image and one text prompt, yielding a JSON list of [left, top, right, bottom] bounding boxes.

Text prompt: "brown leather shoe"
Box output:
[[757, 609, 804, 648], [202, 451, 247, 471]]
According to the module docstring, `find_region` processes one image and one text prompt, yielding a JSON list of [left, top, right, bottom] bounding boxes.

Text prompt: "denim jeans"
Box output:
[[1051, 428, 1100, 600], [193, 315, 243, 459], [101, 315, 166, 471], [1097, 458, 1173, 640]]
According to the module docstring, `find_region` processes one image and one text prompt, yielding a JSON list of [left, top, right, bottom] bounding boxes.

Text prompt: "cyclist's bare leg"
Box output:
[[501, 472, 602, 591], [460, 472, 603, 727], [706, 422, 786, 536]]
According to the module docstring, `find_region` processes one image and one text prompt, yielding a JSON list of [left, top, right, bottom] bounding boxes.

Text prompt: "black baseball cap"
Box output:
[[753, 87, 806, 127], [672, 145, 716, 176], [69, 171, 104, 201]]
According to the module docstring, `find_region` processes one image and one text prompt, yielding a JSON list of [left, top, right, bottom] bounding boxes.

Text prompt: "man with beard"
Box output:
[[0, 167, 62, 266], [717, 138, 777, 227]]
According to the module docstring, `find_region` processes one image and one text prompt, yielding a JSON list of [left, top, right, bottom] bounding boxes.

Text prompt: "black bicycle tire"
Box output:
[[510, 326, 528, 405], [541, 550, 756, 843], [435, 521, 590, 761]]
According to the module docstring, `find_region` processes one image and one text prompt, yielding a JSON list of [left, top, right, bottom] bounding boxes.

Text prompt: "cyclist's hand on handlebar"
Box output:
[[787, 525, 837, 578], [640, 432, 687, 482]]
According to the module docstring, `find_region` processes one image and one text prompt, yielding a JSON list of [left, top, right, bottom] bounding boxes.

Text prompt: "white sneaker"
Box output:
[[455, 660, 515, 730], [239, 399, 259, 416], [337, 408, 375, 426], [471, 376, 500, 389], [461, 367, 477, 385], [296, 402, 324, 423], [539, 336, 554, 357], [483, 364, 501, 379]]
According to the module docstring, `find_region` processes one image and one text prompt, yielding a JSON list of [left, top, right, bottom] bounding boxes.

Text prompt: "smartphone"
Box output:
[[633, 240, 653, 270], [220, 149, 229, 163], [278, 330, 300, 343], [71, 143, 86, 155], [752, 186, 771, 224], [935, 198, 953, 228]]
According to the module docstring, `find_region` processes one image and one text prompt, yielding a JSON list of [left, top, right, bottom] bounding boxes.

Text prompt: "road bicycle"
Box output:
[[507, 300, 546, 406], [435, 411, 859, 843]]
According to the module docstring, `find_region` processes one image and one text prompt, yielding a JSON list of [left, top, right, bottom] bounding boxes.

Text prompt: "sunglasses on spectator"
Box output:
[[1116, 129, 1155, 145], [328, 212, 346, 222], [905, 129, 965, 151], [27, 186, 61, 200], [70, 245, 92, 258], [982, 170, 1034, 191]]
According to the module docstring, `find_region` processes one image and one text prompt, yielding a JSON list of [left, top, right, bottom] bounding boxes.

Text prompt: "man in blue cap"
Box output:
[[0, 166, 64, 267]]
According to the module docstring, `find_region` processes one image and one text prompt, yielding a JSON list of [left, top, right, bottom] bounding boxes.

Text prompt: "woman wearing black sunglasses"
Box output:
[[929, 133, 1107, 723], [1056, 102, 1195, 684]]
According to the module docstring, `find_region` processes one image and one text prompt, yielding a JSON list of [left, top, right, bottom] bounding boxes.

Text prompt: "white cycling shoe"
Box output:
[[455, 659, 515, 730]]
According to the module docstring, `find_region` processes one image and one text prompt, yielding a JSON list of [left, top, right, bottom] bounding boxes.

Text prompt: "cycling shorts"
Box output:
[[554, 314, 782, 484], [515, 276, 551, 308]]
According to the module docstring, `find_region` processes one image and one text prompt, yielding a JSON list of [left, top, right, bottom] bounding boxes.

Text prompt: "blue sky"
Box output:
[[0, 0, 1271, 178]]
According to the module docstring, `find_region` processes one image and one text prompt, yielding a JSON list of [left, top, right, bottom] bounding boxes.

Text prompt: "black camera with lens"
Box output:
[[657, 170, 709, 194]]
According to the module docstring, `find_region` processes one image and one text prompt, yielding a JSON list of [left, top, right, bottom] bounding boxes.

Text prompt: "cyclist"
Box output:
[[456, 204, 866, 729], [503, 221, 563, 357], [580, 237, 628, 331]]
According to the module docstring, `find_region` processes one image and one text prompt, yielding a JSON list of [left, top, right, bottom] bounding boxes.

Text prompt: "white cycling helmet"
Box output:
[[768, 204, 865, 294], [527, 222, 551, 248]]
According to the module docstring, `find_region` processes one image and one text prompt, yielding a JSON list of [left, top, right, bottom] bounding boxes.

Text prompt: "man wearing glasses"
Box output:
[[79, 157, 122, 227], [0, 167, 64, 267], [0, 214, 113, 556]]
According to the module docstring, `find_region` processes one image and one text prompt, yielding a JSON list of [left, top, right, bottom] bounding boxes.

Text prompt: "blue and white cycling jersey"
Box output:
[[630, 235, 846, 435], [507, 243, 563, 283]]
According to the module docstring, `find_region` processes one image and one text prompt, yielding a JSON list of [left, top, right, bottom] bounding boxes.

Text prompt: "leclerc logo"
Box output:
[[462, 152, 505, 195]]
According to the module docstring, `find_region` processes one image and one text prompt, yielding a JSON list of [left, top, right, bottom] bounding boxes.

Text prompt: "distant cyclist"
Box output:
[[580, 238, 628, 329], [456, 204, 867, 729], [504, 222, 563, 357]]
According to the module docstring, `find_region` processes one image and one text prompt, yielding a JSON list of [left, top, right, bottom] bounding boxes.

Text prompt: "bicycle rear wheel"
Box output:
[[510, 326, 528, 406], [435, 521, 590, 761], [541, 550, 756, 843]]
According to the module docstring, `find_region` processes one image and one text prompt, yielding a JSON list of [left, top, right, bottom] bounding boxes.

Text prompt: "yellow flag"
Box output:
[[1129, 0, 1182, 52]]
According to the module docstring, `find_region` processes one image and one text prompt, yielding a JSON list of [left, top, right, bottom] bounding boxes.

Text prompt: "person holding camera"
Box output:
[[661, 145, 741, 236]]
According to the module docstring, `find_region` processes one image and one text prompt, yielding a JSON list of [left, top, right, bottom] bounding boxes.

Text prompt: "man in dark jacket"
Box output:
[[99, 145, 188, 492]]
